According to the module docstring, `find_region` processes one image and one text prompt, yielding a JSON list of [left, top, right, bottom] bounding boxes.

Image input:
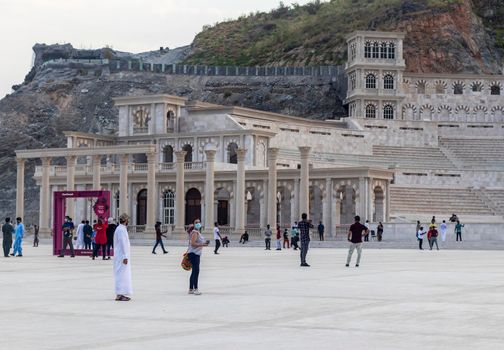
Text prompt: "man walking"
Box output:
[[2, 217, 14, 257], [298, 213, 313, 267], [213, 222, 222, 254], [152, 222, 168, 254], [33, 224, 39, 247], [346, 216, 369, 267], [317, 221, 325, 241], [58, 216, 75, 257], [440, 220, 447, 242], [455, 220, 464, 241], [114, 213, 132, 301], [12, 217, 25, 257], [83, 220, 93, 250], [264, 224, 272, 250], [428, 226, 439, 250], [363, 220, 370, 242]]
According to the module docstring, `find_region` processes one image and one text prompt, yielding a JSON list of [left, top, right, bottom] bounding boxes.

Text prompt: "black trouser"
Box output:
[[292, 237, 299, 250], [300, 240, 310, 264], [33, 236, 39, 247], [60, 236, 75, 256], [106, 242, 113, 256], [152, 239, 166, 253], [364, 235, 369, 242], [3, 238, 12, 257], [188, 253, 200, 290], [93, 244, 106, 258], [456, 232, 462, 241], [377, 232, 383, 242], [319, 233, 324, 241], [214, 239, 221, 253], [265, 238, 271, 249], [418, 238, 423, 250], [84, 239, 91, 250]]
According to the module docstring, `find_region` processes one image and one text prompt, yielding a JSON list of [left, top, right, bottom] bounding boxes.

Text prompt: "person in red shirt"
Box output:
[[427, 226, 439, 250], [93, 218, 108, 260], [275, 225, 282, 250]]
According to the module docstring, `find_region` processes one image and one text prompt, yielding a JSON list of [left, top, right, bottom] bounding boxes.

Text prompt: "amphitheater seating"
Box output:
[[439, 138, 504, 169], [390, 187, 493, 217], [372, 146, 455, 169], [482, 189, 504, 215]]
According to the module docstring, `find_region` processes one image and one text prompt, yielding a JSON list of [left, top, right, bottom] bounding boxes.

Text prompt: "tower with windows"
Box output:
[[345, 31, 406, 120]]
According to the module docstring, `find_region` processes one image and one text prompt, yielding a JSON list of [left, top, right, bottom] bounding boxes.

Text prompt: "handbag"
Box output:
[[181, 252, 192, 271]]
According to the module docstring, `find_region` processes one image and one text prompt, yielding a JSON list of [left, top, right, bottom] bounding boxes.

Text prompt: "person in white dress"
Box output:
[[113, 213, 132, 301], [440, 220, 447, 242], [75, 220, 85, 249]]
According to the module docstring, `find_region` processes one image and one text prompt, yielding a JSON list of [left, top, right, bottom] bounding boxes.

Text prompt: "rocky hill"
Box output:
[[185, 0, 504, 74], [1, 0, 504, 225]]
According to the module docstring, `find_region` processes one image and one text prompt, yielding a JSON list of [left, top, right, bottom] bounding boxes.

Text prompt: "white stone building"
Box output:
[[14, 30, 504, 239]]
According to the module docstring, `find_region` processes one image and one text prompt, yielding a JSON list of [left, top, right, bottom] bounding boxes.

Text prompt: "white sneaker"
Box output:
[[188, 289, 194, 294], [193, 289, 202, 295]]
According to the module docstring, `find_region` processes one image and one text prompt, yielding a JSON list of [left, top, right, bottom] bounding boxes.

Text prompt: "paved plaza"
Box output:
[[1, 244, 503, 350]]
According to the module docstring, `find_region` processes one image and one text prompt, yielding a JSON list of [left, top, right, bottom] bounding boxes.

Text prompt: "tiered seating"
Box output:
[[372, 146, 455, 169], [439, 138, 504, 169], [482, 189, 504, 215], [390, 187, 492, 216]]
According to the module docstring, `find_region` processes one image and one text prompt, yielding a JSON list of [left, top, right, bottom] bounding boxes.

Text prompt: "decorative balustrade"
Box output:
[[159, 162, 175, 172], [133, 127, 148, 134], [184, 162, 205, 170], [133, 163, 148, 172]]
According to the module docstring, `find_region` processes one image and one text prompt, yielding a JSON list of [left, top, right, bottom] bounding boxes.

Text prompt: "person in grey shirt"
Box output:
[[2, 217, 14, 257], [264, 224, 272, 250]]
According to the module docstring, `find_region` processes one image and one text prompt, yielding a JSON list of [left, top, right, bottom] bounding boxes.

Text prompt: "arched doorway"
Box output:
[[185, 188, 201, 225], [374, 187, 385, 222], [309, 185, 323, 225], [183, 144, 193, 162], [163, 145, 174, 163], [337, 186, 356, 225], [216, 188, 231, 225], [136, 189, 147, 225], [246, 187, 260, 227]]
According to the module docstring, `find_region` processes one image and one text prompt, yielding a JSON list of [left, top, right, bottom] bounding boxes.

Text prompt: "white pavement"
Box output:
[[1, 244, 504, 350]]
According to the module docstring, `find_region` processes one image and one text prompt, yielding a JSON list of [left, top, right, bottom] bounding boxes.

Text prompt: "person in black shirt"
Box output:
[[152, 221, 168, 254], [298, 213, 314, 267], [106, 217, 116, 259], [2, 217, 14, 257], [83, 220, 93, 250], [317, 221, 325, 241], [346, 215, 369, 267]]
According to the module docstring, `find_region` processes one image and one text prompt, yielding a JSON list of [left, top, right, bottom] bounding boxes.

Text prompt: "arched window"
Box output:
[[383, 74, 394, 90], [435, 83, 445, 94], [366, 74, 376, 89], [365, 104, 376, 118], [417, 82, 426, 94], [380, 42, 387, 59], [227, 142, 238, 164], [372, 42, 379, 58], [182, 144, 192, 162], [166, 110, 175, 132], [453, 84, 464, 95], [471, 82, 483, 92], [364, 42, 371, 58], [163, 190, 175, 225], [388, 42, 395, 59], [163, 145, 173, 163], [491, 84, 501, 95], [383, 105, 394, 119]]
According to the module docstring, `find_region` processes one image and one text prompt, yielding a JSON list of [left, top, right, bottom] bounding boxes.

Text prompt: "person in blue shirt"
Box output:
[[12, 217, 24, 257]]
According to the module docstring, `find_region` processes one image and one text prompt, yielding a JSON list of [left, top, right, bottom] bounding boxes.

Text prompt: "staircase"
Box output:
[[439, 138, 504, 169], [372, 146, 456, 169]]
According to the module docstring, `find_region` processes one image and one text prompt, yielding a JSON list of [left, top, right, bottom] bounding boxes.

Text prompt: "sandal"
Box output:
[[115, 295, 131, 301]]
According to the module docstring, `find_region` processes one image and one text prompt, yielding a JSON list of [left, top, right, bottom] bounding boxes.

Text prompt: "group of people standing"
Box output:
[[2, 217, 25, 257], [416, 216, 465, 250]]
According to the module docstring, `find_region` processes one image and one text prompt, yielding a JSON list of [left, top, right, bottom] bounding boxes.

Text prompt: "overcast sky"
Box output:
[[0, 0, 315, 97]]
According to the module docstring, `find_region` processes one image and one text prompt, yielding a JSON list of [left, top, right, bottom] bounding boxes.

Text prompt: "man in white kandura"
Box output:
[[113, 213, 132, 301]]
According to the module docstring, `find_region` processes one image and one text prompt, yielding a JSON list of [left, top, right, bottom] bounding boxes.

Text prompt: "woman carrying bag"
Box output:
[[187, 219, 209, 295]]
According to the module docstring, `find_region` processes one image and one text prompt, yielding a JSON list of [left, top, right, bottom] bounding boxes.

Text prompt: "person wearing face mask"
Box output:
[[187, 219, 209, 295]]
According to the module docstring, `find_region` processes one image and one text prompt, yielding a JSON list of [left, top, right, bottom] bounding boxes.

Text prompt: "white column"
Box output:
[[39, 157, 52, 235], [385, 182, 391, 222], [65, 155, 76, 218], [322, 178, 332, 237], [146, 152, 157, 233], [174, 150, 187, 234], [16, 158, 26, 219], [358, 177, 368, 220], [293, 178, 300, 222], [267, 148, 279, 229], [260, 180, 267, 229], [119, 154, 129, 215], [368, 177, 374, 222], [235, 149, 247, 234], [299, 146, 311, 216], [92, 155, 101, 189], [204, 149, 216, 234]]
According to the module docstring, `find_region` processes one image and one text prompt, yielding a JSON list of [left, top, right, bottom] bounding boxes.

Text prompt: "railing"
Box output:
[[133, 163, 148, 172], [159, 163, 175, 171], [184, 162, 205, 170], [133, 127, 148, 134], [127, 225, 146, 234]]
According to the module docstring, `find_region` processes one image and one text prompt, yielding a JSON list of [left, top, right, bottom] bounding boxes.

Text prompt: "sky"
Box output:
[[0, 0, 315, 97]]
